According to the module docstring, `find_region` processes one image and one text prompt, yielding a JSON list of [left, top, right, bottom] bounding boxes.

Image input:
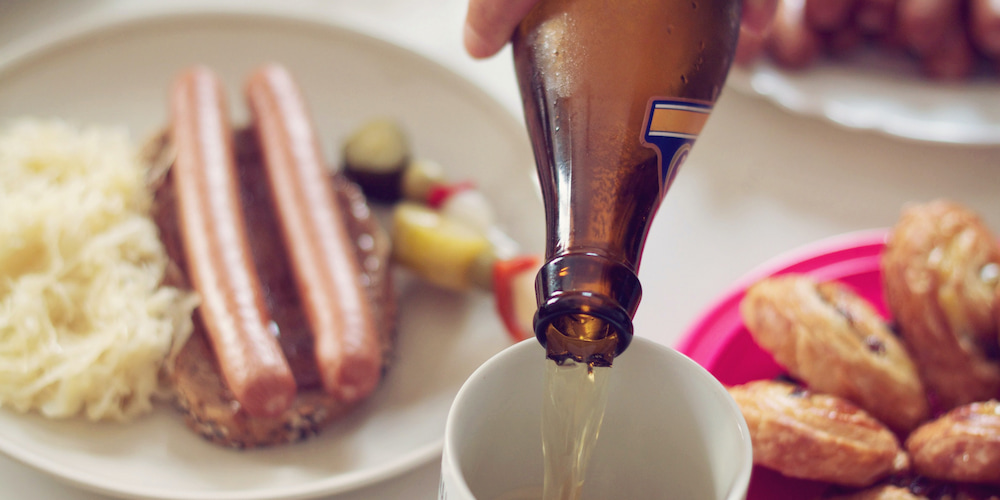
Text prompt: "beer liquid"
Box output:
[[541, 357, 611, 500], [539, 316, 616, 500]]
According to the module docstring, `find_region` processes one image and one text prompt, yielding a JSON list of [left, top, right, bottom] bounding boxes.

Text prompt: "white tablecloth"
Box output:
[[0, 1, 997, 499]]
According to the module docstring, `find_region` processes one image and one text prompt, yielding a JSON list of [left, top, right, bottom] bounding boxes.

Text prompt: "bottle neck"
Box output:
[[533, 253, 641, 365]]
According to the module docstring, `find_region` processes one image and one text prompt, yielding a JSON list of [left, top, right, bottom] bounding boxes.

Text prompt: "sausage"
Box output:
[[245, 64, 383, 404], [970, 0, 1000, 57], [734, 24, 768, 67], [169, 66, 297, 418], [874, 16, 908, 52], [742, 0, 780, 35], [897, 0, 964, 56], [920, 26, 977, 80], [854, 0, 898, 35], [767, 0, 824, 69], [824, 23, 865, 58], [805, 0, 859, 32]]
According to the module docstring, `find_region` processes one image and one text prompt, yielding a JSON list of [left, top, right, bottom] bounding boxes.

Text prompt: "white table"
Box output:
[[1, 1, 998, 499]]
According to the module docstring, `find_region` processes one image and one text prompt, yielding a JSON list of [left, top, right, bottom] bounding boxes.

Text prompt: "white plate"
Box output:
[[728, 52, 1000, 145], [0, 9, 542, 500]]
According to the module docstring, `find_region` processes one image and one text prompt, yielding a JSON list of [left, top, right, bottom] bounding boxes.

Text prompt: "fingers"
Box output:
[[464, 0, 542, 59], [465, 0, 778, 58]]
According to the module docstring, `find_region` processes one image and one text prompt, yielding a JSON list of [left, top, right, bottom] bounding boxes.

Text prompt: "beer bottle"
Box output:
[[513, 0, 741, 366]]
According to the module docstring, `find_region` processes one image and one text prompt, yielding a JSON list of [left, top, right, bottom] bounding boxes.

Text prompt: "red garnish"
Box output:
[[426, 180, 476, 209], [493, 255, 541, 343]]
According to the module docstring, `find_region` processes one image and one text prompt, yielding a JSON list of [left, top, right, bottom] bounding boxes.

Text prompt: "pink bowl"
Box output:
[[675, 229, 890, 500]]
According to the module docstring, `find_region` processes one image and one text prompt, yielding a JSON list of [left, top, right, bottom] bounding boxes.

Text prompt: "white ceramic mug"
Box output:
[[439, 336, 752, 500]]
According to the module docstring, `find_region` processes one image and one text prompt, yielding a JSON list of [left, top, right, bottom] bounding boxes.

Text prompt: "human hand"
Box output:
[[463, 0, 779, 59]]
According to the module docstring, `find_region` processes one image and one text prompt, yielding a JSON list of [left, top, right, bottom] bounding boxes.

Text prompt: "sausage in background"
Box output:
[[897, 0, 964, 56], [805, 0, 859, 32], [169, 66, 297, 418], [245, 64, 384, 405], [743, 0, 780, 34], [970, 0, 1000, 58], [735, 24, 769, 66], [824, 23, 866, 58], [921, 26, 977, 80], [768, 0, 824, 69], [854, 0, 898, 35]]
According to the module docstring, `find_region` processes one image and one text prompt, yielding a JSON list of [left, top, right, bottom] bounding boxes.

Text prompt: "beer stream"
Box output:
[[541, 359, 611, 500], [539, 315, 619, 500]]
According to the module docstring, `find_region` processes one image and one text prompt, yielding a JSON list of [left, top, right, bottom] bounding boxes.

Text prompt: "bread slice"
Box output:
[[144, 129, 396, 449]]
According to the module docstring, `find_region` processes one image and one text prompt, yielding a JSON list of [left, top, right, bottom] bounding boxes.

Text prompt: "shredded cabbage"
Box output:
[[0, 119, 197, 422]]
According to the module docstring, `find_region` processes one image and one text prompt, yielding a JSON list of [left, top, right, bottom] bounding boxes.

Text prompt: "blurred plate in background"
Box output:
[[729, 56, 1000, 145]]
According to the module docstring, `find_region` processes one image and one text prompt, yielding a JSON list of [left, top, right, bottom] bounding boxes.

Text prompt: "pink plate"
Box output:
[[675, 229, 890, 500]]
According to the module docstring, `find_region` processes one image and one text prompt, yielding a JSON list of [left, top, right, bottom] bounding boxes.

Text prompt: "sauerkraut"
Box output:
[[0, 119, 197, 422]]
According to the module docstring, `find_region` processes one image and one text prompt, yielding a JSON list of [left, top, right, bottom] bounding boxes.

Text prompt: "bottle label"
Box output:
[[641, 99, 712, 195]]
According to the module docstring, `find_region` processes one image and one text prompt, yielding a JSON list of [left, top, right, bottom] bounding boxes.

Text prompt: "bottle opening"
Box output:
[[533, 254, 639, 363], [543, 313, 620, 367]]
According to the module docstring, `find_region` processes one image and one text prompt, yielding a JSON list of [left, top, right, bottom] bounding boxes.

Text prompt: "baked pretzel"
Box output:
[[741, 274, 928, 432], [728, 380, 908, 487], [881, 200, 1000, 410], [905, 400, 1000, 485]]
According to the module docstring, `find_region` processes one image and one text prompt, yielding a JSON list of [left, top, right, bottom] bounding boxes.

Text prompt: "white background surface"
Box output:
[[1, 0, 999, 499]]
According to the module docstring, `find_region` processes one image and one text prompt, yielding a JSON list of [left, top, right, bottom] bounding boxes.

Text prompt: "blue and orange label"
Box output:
[[641, 98, 712, 196]]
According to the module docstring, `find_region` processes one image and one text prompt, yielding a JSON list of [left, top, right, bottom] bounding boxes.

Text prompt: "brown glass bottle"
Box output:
[[513, 0, 740, 366]]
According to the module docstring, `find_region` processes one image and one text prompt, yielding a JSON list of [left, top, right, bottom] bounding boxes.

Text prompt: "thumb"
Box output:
[[464, 0, 543, 59]]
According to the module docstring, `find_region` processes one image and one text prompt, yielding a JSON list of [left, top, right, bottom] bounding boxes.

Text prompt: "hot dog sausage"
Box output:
[[742, 0, 780, 35], [854, 0, 897, 35], [735, 24, 768, 67], [768, 0, 824, 69], [920, 26, 976, 80], [169, 66, 297, 418], [970, 0, 1000, 57], [824, 23, 865, 58], [245, 64, 383, 404], [897, 0, 963, 56], [805, 0, 858, 32]]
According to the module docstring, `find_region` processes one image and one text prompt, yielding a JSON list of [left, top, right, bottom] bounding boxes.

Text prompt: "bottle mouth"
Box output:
[[534, 292, 634, 363], [532, 254, 641, 361]]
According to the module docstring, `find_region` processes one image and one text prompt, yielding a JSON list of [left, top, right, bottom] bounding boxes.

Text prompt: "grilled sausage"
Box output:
[[169, 66, 297, 418], [825, 23, 866, 58], [971, 0, 1000, 57], [768, 0, 824, 69], [855, 0, 898, 35], [897, 0, 964, 56], [742, 0, 780, 35], [735, 24, 769, 66], [806, 0, 859, 31], [920, 27, 978, 81], [245, 64, 383, 404]]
